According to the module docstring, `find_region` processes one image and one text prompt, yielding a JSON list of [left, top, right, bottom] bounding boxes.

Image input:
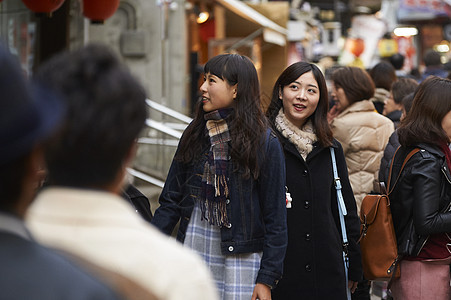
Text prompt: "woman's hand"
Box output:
[[251, 283, 271, 300], [348, 280, 358, 293]]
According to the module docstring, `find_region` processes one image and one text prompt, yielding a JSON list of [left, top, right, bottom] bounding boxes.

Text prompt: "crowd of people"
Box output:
[[1, 41, 451, 300]]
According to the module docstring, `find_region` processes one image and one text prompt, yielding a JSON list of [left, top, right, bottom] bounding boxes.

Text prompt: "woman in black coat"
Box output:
[[266, 62, 362, 299]]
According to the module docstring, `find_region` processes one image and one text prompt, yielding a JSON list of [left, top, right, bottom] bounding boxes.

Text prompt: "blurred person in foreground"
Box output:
[[389, 76, 451, 299], [0, 44, 121, 300], [25, 43, 218, 300]]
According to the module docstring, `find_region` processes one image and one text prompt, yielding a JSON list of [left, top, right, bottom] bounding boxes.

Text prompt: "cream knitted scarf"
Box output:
[[275, 108, 317, 160]]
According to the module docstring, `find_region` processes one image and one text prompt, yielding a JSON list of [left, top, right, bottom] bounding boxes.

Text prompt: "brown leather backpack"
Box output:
[[359, 147, 419, 282]]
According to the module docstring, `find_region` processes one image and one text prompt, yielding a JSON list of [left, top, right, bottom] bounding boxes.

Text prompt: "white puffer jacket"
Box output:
[[330, 100, 394, 213]]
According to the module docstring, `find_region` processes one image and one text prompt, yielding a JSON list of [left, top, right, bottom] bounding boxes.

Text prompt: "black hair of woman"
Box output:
[[398, 76, 451, 146], [176, 54, 267, 179]]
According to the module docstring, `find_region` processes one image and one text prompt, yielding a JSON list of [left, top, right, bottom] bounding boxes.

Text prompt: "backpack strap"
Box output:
[[387, 147, 420, 196], [385, 147, 420, 289]]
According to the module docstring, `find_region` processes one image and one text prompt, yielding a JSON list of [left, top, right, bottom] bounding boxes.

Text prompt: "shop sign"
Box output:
[[398, 0, 451, 21]]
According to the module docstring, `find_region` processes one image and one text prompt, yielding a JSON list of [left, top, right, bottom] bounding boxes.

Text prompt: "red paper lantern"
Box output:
[[83, 0, 120, 24], [346, 38, 365, 58], [199, 19, 215, 43], [21, 0, 65, 15]]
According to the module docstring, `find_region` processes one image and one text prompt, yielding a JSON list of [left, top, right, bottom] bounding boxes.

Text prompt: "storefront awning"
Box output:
[[215, 0, 287, 46]]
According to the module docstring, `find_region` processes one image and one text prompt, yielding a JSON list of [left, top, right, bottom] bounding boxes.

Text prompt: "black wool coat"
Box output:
[[272, 135, 362, 300]]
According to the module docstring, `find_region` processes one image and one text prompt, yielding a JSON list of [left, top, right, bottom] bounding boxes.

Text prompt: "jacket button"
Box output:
[[304, 201, 310, 209], [305, 264, 312, 272], [228, 246, 234, 252], [303, 170, 308, 176], [226, 199, 230, 204], [305, 233, 311, 241], [225, 223, 232, 228]]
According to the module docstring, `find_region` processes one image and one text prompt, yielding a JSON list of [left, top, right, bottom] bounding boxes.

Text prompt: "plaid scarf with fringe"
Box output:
[[200, 109, 232, 227]]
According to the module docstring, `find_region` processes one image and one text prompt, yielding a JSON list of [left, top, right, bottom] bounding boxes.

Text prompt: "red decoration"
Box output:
[[21, 0, 65, 15], [199, 19, 215, 43], [83, 0, 120, 24], [346, 38, 365, 57]]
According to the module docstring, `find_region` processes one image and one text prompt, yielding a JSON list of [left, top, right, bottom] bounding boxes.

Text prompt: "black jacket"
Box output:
[[152, 129, 287, 288], [379, 130, 400, 185], [271, 135, 362, 300], [123, 184, 153, 223], [390, 143, 451, 257], [386, 110, 402, 129]]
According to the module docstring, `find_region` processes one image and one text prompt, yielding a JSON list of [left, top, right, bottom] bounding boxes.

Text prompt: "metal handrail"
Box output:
[[146, 99, 192, 124], [138, 137, 179, 147], [127, 168, 165, 188], [145, 119, 183, 139], [128, 99, 190, 187]]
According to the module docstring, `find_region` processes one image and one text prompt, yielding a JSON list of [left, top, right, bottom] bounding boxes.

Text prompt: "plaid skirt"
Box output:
[[184, 202, 262, 300]]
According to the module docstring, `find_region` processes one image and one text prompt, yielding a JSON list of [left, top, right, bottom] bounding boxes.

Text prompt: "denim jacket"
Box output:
[[152, 129, 287, 288]]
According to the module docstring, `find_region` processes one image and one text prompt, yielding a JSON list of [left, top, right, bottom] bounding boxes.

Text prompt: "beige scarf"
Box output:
[[275, 108, 317, 160]]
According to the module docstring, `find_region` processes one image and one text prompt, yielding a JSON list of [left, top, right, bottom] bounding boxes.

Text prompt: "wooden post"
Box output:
[[213, 5, 225, 56]]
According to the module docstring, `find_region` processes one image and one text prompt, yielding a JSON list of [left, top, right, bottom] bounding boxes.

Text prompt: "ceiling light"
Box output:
[[435, 41, 450, 53], [393, 27, 418, 37]]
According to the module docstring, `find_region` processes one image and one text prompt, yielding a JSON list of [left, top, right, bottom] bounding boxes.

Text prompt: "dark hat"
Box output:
[[0, 44, 65, 165]]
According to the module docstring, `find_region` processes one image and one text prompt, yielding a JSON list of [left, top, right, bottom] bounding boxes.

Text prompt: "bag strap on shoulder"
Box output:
[[387, 147, 420, 196], [385, 147, 419, 289], [330, 147, 352, 300]]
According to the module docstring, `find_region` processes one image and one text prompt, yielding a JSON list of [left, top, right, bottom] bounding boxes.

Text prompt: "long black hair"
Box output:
[[176, 54, 267, 179], [398, 76, 451, 146], [266, 61, 333, 147]]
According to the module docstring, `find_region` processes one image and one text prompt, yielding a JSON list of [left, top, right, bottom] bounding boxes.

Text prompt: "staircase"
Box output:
[[129, 99, 192, 213]]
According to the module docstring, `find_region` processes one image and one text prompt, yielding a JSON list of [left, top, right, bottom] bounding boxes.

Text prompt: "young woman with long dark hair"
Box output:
[[267, 62, 362, 299], [390, 76, 451, 299], [152, 54, 287, 300]]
